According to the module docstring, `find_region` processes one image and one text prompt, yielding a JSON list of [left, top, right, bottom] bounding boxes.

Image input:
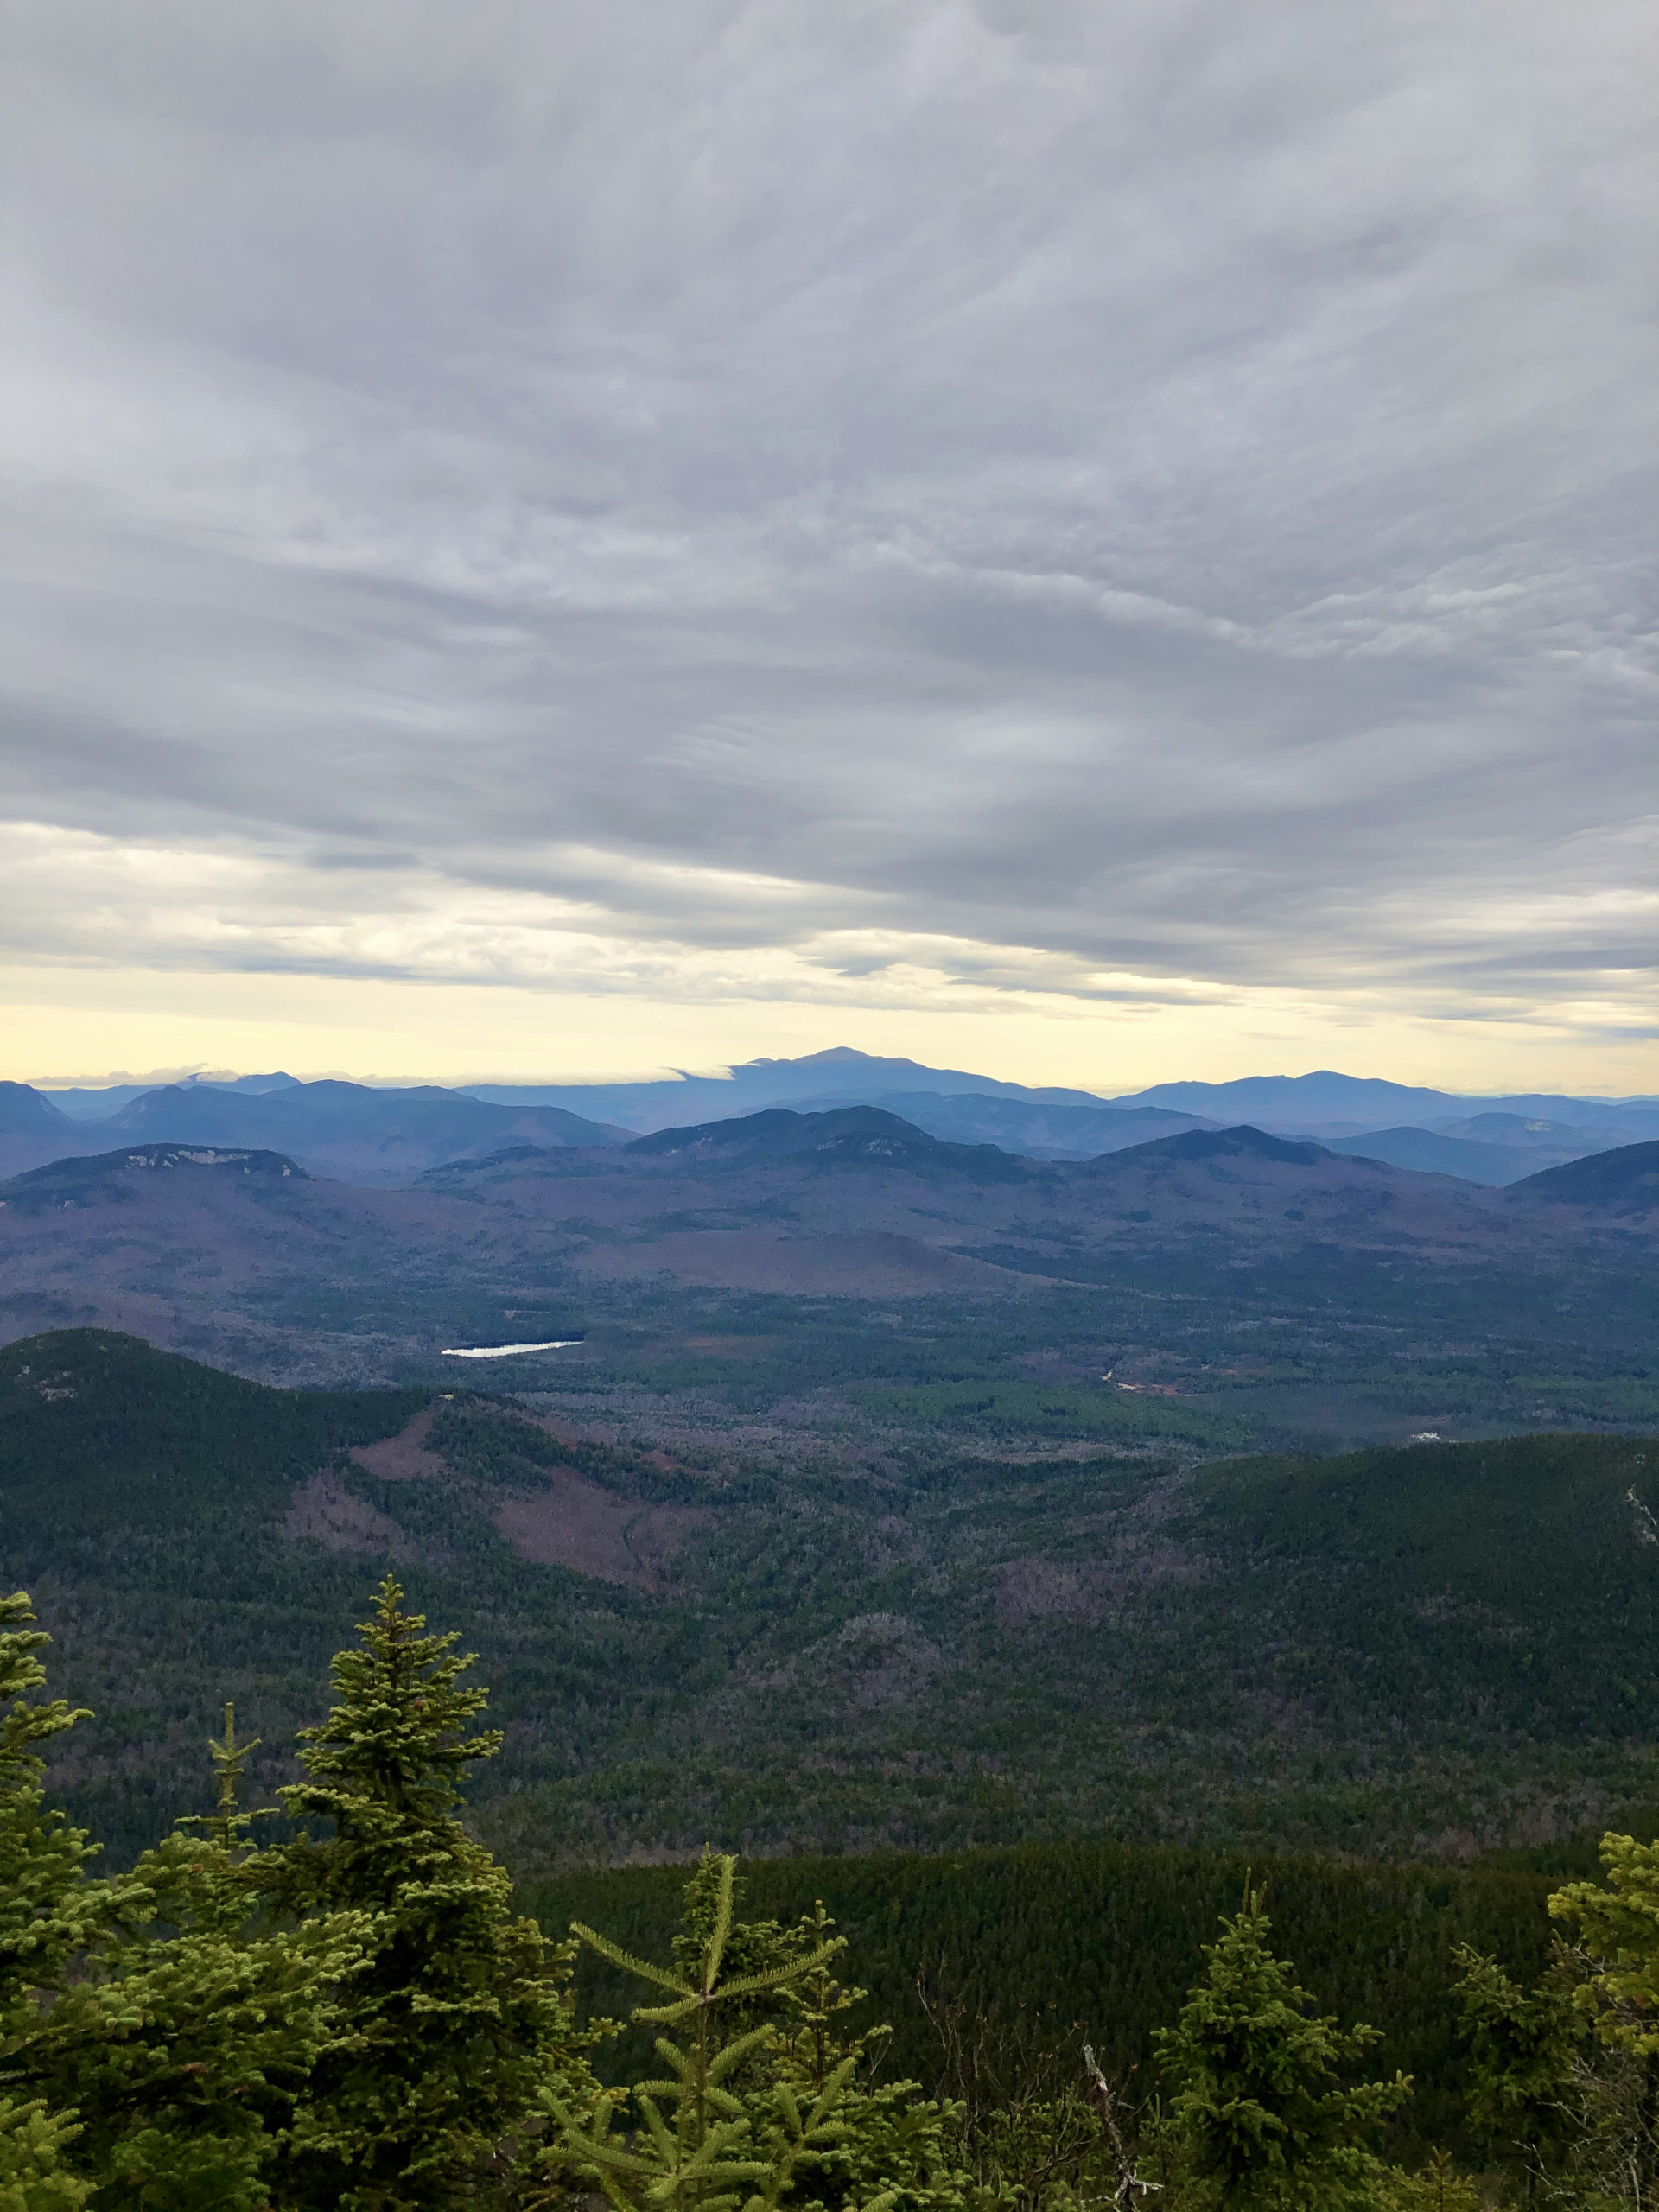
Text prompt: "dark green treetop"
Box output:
[[0, 1595, 360, 2212], [543, 1850, 981, 2212], [1451, 1942, 1582, 2192], [265, 1576, 594, 2211], [1551, 1832, 1659, 2054], [1154, 1886, 1409, 2210], [0, 1590, 107, 2209]]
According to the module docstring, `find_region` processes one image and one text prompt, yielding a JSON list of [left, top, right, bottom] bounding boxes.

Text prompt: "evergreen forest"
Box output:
[[6, 1331, 1658, 1872], [7, 1572, 1659, 2209], [6, 1325, 1659, 2204]]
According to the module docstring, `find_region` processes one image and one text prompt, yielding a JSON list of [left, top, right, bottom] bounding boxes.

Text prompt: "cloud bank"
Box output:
[[3, 0, 1655, 1084]]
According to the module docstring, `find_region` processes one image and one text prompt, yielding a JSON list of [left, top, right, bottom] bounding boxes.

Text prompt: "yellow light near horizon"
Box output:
[[3, 963, 1653, 1097]]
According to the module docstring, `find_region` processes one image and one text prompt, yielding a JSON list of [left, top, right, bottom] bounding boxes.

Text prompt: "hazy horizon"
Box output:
[[14, 1045, 1656, 1108]]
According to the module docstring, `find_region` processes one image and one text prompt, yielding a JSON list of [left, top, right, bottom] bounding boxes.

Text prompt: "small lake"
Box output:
[[439, 1339, 582, 1359]]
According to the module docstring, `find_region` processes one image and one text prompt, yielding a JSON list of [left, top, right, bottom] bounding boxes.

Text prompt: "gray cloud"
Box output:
[[2, 0, 1655, 1048]]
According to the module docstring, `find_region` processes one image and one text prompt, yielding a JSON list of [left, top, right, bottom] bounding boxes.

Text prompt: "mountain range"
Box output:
[[0, 1076, 622, 1185], [3, 1103, 1656, 1445], [10, 1050, 1658, 1187], [1106, 1068, 1659, 1133]]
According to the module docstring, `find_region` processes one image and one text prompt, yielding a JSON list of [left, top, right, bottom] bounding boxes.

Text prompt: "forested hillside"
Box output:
[[5, 1567, 1659, 2208], [527, 1838, 1567, 2154], [6, 1328, 1656, 1870]]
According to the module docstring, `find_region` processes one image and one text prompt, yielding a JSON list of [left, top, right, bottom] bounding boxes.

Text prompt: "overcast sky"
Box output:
[[3, 0, 1655, 1091]]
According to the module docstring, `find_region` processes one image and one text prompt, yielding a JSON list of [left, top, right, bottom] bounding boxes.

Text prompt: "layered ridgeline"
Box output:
[[5, 1329, 1658, 1871], [8, 1052, 1657, 1185], [4, 1108, 1656, 1442], [0, 1073, 625, 1184]]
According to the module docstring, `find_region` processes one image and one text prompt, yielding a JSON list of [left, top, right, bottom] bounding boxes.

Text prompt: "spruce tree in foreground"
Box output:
[[0, 1591, 104, 2209], [30, 1793, 365, 2210], [1153, 1887, 1408, 2211], [264, 1576, 594, 2211], [1549, 1833, 1659, 2208], [0, 1595, 361, 2211], [542, 1850, 974, 2212], [1451, 1942, 1581, 2199]]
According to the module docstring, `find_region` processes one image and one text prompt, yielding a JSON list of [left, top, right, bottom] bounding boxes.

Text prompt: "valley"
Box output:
[[2, 1099, 1655, 1448], [3, 1055, 1655, 1885], [4, 1325, 1657, 1887]]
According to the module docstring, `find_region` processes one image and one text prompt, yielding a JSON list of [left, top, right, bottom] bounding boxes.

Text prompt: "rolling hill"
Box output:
[[100, 1079, 624, 1181], [1325, 1125, 1543, 1185], [406, 1113, 1554, 1303], [1509, 1139, 1659, 1213], [623, 1104, 1025, 1179], [0, 1143, 306, 1214]]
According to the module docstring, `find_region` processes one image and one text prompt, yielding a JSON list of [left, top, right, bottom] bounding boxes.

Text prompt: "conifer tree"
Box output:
[[1550, 1833, 1659, 2053], [264, 1576, 593, 2210], [29, 1815, 365, 2211], [0, 1592, 106, 2210], [764, 1896, 976, 2212], [1549, 1833, 1659, 2205], [0, 1596, 366, 2209], [542, 1852, 966, 2212], [544, 1851, 859, 2212], [1153, 1886, 1408, 2211], [1450, 1943, 1581, 2196], [1373, 2146, 1481, 2210]]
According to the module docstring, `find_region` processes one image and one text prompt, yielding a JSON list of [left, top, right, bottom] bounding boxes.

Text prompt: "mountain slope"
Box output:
[[459, 1053, 1659, 1144], [1190, 1432, 1659, 1736], [0, 1143, 305, 1213], [1097, 1124, 1331, 1168], [0, 1081, 75, 1135], [425, 1116, 1529, 1298], [7, 1327, 1657, 1878], [0, 1082, 85, 1180], [461, 1046, 1115, 1130], [1509, 1140, 1659, 1213], [4, 1107, 1654, 1443], [1325, 1126, 1539, 1185], [766, 1089, 1212, 1157], [41, 1072, 302, 1118], [1429, 1110, 1641, 1154], [1112, 1071, 1659, 1137], [624, 1104, 1024, 1179], [1114, 1070, 1459, 1127], [33, 1053, 1659, 1150]]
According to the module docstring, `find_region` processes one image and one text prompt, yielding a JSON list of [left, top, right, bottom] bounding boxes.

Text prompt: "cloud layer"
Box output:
[[3, 0, 1656, 1080]]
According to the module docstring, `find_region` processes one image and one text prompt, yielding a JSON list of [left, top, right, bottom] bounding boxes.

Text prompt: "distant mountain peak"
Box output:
[[0, 1081, 76, 1135], [188, 1071, 302, 1094], [623, 1104, 1025, 1180], [0, 1142, 307, 1213], [1098, 1124, 1334, 1170], [626, 1104, 940, 1160]]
